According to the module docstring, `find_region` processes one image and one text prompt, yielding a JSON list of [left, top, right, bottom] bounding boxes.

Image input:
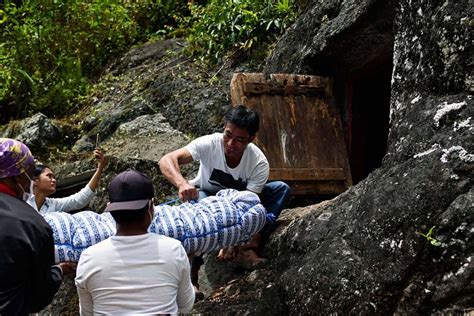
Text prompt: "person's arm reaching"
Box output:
[[158, 147, 198, 201]]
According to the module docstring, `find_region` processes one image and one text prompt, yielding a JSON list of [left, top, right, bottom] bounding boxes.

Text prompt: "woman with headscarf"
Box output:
[[0, 138, 75, 315]]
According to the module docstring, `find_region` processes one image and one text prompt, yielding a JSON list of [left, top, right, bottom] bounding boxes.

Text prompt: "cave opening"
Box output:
[[301, 0, 395, 190], [346, 61, 392, 185]]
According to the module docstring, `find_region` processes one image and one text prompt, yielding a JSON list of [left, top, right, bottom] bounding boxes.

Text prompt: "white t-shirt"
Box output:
[[75, 233, 194, 315], [27, 185, 96, 214], [186, 133, 269, 194]]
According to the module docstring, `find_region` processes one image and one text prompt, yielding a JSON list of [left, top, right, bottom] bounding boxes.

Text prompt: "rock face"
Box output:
[[45, 113, 194, 212], [256, 0, 473, 314], [17, 0, 471, 314], [73, 38, 231, 147], [1, 113, 61, 153]]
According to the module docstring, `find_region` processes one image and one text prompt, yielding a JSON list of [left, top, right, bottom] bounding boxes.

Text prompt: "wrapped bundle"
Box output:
[[44, 189, 266, 263], [149, 189, 266, 254]]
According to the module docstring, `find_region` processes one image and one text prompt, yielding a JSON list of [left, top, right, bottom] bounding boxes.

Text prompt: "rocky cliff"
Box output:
[[257, 0, 473, 314], [2, 0, 472, 314], [199, 2, 472, 313]]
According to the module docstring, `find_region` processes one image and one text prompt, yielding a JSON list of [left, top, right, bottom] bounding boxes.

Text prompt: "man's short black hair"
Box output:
[[224, 105, 260, 136], [110, 205, 148, 224]]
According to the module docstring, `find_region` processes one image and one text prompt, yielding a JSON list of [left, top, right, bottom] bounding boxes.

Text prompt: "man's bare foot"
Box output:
[[217, 248, 227, 261], [217, 246, 239, 261], [233, 248, 267, 270]]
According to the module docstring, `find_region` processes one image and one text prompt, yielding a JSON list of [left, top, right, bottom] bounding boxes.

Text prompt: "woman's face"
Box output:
[[34, 167, 57, 196]]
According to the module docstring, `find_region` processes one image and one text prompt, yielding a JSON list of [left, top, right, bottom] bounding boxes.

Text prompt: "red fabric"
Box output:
[[0, 182, 17, 198]]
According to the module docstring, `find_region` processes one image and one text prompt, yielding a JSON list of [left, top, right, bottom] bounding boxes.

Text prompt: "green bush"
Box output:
[[0, 0, 186, 120], [0, 0, 295, 121], [184, 0, 296, 64]]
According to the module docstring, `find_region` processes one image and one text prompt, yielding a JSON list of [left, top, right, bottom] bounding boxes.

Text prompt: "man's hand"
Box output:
[[58, 262, 77, 276], [178, 182, 198, 201], [94, 149, 107, 171], [158, 148, 195, 200]]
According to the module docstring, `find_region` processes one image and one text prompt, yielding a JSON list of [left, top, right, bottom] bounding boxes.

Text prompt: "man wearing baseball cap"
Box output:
[[75, 170, 195, 314], [0, 138, 74, 315]]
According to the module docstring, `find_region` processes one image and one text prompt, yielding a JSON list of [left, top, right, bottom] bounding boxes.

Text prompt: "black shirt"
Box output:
[[0, 192, 62, 315]]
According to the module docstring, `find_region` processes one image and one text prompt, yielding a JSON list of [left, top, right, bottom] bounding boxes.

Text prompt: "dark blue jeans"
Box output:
[[198, 180, 290, 236], [259, 181, 291, 237]]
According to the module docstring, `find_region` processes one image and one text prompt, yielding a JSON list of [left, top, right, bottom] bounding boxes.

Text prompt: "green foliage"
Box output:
[[0, 0, 296, 120], [0, 0, 186, 120], [124, 1, 189, 37], [417, 226, 442, 247], [184, 0, 296, 64]]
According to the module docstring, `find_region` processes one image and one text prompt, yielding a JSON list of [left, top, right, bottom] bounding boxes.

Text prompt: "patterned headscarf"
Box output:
[[0, 138, 35, 178]]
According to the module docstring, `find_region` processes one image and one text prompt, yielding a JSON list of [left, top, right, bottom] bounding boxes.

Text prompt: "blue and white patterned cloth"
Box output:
[[43, 211, 116, 263], [149, 189, 266, 255], [43, 189, 266, 263]]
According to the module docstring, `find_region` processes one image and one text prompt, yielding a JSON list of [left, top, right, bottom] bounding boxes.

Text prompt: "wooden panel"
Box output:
[[269, 168, 345, 181], [287, 181, 348, 195], [242, 82, 325, 96], [231, 72, 352, 195]]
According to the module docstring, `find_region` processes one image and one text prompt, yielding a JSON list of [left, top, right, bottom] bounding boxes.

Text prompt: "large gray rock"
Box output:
[[251, 0, 473, 314], [102, 114, 190, 162], [1, 113, 61, 154], [78, 38, 230, 145], [265, 0, 395, 75], [45, 113, 195, 216]]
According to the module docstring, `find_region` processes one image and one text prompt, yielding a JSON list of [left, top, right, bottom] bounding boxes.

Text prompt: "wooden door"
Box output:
[[230, 73, 352, 195]]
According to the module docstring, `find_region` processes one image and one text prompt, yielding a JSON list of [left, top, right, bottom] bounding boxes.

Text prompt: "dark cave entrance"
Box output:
[[346, 61, 392, 184], [305, 1, 395, 187]]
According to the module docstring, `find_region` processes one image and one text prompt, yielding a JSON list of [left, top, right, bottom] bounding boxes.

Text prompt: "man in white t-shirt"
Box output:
[[75, 170, 194, 315], [159, 105, 290, 297]]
